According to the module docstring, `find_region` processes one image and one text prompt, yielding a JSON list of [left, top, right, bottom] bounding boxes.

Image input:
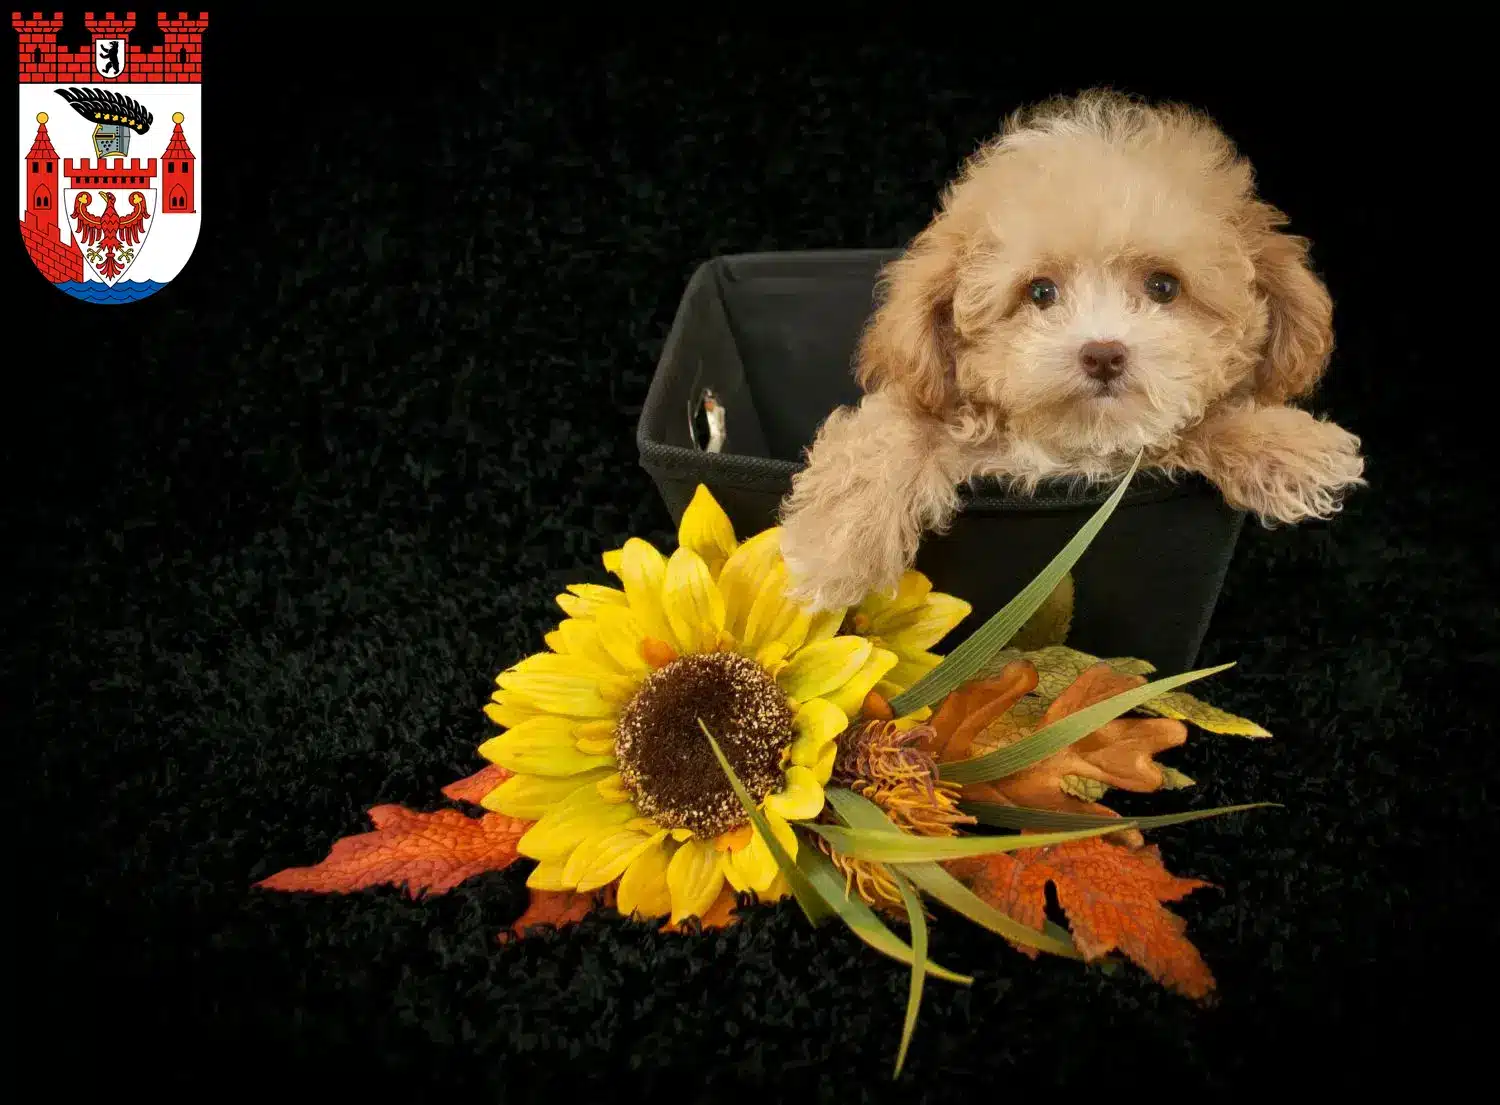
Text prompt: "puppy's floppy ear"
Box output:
[[856, 218, 961, 416], [1248, 202, 1334, 404]]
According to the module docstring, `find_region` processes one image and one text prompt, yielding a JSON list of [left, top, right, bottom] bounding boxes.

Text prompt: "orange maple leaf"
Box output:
[[948, 837, 1216, 999], [441, 764, 513, 806], [503, 886, 614, 940], [257, 804, 528, 898]]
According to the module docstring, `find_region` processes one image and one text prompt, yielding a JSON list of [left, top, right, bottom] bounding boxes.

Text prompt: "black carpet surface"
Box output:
[[8, 14, 1490, 1099]]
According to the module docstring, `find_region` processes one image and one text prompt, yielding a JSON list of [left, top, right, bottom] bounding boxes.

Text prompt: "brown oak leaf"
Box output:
[[502, 886, 612, 940], [925, 660, 1039, 762], [441, 764, 513, 806], [257, 804, 527, 898], [947, 837, 1216, 999], [939, 661, 1189, 848]]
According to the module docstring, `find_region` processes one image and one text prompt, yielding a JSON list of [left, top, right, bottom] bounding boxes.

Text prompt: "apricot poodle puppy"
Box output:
[[779, 89, 1366, 612]]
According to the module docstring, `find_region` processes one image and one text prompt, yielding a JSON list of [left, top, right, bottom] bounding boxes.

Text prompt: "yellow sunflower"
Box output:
[[477, 485, 969, 925], [844, 571, 972, 713]]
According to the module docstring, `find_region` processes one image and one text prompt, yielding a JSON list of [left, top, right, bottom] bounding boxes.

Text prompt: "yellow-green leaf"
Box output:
[[1159, 766, 1196, 789], [1139, 690, 1272, 738], [1025, 645, 1115, 701], [1060, 774, 1109, 801], [1009, 572, 1074, 651], [1105, 656, 1157, 676]]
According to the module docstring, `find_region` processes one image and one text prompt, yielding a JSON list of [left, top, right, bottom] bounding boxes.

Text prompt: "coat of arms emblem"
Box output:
[[15, 12, 206, 304]]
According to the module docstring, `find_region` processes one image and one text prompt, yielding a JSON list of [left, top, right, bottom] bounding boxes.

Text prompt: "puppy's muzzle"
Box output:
[[1079, 340, 1129, 384]]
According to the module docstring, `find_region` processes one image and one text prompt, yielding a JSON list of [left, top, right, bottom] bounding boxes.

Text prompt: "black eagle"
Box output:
[[54, 87, 153, 134]]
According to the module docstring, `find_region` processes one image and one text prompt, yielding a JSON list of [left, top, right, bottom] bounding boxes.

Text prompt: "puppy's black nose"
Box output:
[[1079, 340, 1128, 382]]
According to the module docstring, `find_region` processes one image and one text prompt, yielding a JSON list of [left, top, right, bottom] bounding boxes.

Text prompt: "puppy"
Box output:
[[779, 89, 1366, 612]]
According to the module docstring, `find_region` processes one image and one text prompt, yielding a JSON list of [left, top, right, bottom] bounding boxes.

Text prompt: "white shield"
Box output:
[[95, 38, 128, 78], [62, 188, 157, 285]]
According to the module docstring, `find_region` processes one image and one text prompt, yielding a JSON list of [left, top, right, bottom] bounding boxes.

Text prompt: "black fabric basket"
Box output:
[[637, 250, 1246, 674]]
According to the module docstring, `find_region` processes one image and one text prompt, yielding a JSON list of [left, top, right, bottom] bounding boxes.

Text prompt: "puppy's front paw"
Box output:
[[1220, 412, 1366, 525], [780, 515, 906, 614]]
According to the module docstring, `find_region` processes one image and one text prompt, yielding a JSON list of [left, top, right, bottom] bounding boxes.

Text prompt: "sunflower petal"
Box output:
[[723, 828, 778, 894], [594, 772, 632, 802], [575, 731, 618, 756], [824, 646, 900, 717], [762, 765, 826, 820], [789, 698, 848, 768], [884, 594, 973, 654], [518, 783, 637, 862], [593, 606, 650, 673], [480, 768, 613, 819], [805, 608, 846, 645], [726, 807, 801, 895], [617, 838, 675, 919], [887, 651, 943, 690], [479, 716, 617, 777], [525, 857, 574, 891], [717, 528, 784, 640], [678, 485, 739, 578], [859, 570, 933, 624], [742, 559, 813, 655], [484, 694, 547, 730], [663, 547, 726, 654], [665, 837, 727, 924], [502, 651, 607, 678], [495, 656, 617, 718], [556, 583, 628, 620], [776, 636, 873, 702], [561, 618, 630, 673], [808, 740, 839, 785], [564, 827, 666, 892], [617, 538, 679, 651]]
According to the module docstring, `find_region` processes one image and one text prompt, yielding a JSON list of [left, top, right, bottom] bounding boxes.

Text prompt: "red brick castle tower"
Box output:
[[14, 11, 207, 286], [20, 109, 80, 282]]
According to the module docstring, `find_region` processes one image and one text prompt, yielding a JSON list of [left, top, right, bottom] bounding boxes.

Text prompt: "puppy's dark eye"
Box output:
[[1027, 277, 1059, 309], [1145, 272, 1181, 304]]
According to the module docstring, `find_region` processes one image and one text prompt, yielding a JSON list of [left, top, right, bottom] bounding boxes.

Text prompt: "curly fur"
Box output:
[[779, 89, 1366, 612]]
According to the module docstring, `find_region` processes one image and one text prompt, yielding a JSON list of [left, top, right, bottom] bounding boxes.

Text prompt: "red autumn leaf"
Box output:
[[257, 804, 528, 899], [503, 887, 612, 940], [441, 764, 513, 806], [948, 837, 1217, 999]]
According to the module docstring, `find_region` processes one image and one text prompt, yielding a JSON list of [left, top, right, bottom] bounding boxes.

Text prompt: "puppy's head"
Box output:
[[858, 90, 1333, 455]]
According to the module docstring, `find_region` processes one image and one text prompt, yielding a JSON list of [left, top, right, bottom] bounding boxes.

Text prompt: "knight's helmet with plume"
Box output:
[[54, 87, 153, 159]]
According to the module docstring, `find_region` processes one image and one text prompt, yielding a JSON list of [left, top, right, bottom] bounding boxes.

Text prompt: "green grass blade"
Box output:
[[796, 846, 971, 986], [806, 822, 1131, 861], [963, 801, 1280, 832], [902, 861, 1082, 960], [939, 663, 1234, 785], [825, 788, 1081, 960], [699, 719, 834, 927], [893, 873, 927, 1080], [886, 450, 1142, 716]]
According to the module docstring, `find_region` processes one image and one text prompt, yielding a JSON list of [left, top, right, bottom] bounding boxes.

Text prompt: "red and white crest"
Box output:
[[15, 11, 205, 304]]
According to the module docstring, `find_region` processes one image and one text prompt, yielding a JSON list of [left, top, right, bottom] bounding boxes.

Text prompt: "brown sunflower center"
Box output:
[[614, 651, 794, 838]]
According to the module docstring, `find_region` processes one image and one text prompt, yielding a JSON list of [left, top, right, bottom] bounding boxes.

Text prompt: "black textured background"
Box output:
[[8, 12, 1488, 1098]]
